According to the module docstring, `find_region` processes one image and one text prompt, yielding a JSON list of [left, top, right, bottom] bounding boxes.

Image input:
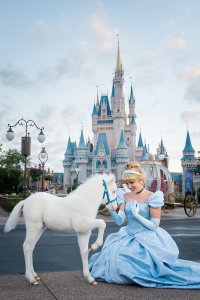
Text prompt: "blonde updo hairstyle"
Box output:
[[122, 162, 146, 183]]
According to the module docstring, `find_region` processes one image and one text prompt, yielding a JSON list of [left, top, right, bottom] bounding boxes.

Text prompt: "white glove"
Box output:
[[130, 201, 140, 215], [130, 201, 160, 231]]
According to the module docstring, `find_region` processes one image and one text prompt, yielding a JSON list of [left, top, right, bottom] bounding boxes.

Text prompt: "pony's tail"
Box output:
[[4, 200, 25, 233]]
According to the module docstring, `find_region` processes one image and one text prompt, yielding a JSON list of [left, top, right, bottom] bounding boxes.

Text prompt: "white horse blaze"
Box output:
[[4, 173, 117, 285]]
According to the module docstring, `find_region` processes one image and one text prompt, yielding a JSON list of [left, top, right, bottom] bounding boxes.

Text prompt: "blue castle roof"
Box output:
[[118, 130, 127, 149], [94, 133, 110, 155], [141, 145, 148, 161], [92, 103, 98, 116], [129, 85, 135, 104], [98, 95, 112, 116], [65, 136, 73, 155], [78, 129, 87, 150], [183, 130, 195, 153], [137, 132, 143, 148]]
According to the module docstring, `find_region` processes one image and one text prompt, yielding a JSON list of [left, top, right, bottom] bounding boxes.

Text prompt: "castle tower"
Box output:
[[155, 138, 169, 168], [181, 129, 197, 196], [135, 131, 144, 161], [125, 85, 137, 160], [116, 130, 129, 180], [63, 136, 74, 188], [74, 128, 88, 183], [111, 40, 126, 150]]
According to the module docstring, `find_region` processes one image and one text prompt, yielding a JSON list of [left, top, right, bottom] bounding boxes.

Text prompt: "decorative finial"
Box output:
[[96, 85, 99, 105]]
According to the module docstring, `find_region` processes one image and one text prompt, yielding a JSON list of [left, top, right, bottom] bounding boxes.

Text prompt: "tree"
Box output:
[[0, 148, 24, 193], [44, 174, 53, 183], [29, 168, 42, 183], [0, 149, 23, 170]]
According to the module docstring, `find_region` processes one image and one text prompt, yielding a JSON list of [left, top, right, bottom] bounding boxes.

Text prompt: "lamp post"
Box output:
[[6, 117, 45, 196], [38, 147, 48, 191]]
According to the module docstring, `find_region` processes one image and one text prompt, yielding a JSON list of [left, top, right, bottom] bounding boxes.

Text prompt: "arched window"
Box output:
[[96, 160, 101, 169]]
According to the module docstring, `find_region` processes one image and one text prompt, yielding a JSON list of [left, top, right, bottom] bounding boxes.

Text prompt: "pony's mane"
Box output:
[[71, 173, 115, 195]]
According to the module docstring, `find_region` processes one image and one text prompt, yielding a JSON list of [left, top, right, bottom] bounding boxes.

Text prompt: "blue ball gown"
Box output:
[[89, 190, 200, 289]]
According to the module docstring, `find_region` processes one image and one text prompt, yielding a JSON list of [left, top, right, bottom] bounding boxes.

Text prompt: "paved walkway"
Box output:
[[1, 206, 200, 299]]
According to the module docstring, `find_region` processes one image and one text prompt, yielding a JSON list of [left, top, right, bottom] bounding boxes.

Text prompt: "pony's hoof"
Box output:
[[31, 280, 39, 285], [34, 276, 40, 280], [91, 280, 98, 285]]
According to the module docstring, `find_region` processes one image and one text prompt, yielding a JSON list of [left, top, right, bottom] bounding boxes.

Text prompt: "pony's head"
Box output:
[[101, 173, 118, 211]]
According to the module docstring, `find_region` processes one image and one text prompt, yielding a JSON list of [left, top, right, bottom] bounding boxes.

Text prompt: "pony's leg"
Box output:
[[77, 231, 97, 285], [30, 227, 46, 280], [87, 219, 106, 252], [23, 225, 43, 285]]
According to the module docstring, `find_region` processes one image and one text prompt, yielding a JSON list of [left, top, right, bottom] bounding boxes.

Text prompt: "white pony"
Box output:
[[4, 173, 117, 285]]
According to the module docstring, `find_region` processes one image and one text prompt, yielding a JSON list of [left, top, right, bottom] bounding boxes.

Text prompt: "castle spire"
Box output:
[[116, 35, 123, 72], [96, 85, 99, 106], [137, 132, 143, 148], [183, 130, 195, 153], [78, 128, 87, 150], [65, 136, 73, 155], [118, 130, 127, 149], [129, 84, 135, 104]]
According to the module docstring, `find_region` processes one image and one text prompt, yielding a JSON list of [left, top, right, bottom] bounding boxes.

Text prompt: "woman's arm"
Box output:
[[107, 203, 126, 226], [130, 202, 160, 231]]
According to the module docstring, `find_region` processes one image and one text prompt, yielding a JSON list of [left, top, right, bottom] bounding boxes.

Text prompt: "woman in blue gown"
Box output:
[[89, 162, 200, 289]]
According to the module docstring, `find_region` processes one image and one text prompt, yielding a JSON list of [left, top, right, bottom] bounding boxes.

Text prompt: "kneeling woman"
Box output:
[[89, 162, 200, 289]]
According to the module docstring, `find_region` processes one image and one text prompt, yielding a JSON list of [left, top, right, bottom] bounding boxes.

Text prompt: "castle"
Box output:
[[63, 42, 168, 188]]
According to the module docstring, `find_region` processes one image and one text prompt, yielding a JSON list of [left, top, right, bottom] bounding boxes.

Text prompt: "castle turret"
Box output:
[[181, 129, 197, 196], [75, 128, 88, 183], [116, 130, 129, 180], [155, 138, 169, 168], [111, 39, 126, 150], [63, 136, 74, 188]]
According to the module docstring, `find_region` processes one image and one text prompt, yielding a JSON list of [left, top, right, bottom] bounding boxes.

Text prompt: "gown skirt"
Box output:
[[89, 192, 200, 289]]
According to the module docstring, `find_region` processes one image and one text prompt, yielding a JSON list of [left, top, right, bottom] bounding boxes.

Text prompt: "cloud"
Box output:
[[165, 35, 187, 51], [34, 105, 55, 121], [180, 109, 200, 123], [143, 50, 162, 63], [90, 11, 118, 53], [59, 14, 68, 33], [181, 65, 200, 102], [0, 66, 36, 89], [31, 19, 53, 43]]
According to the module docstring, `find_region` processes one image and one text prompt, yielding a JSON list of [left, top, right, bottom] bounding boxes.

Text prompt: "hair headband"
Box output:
[[124, 170, 141, 175]]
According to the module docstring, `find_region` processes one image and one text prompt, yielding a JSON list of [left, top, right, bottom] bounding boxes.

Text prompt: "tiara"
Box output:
[[124, 170, 141, 175]]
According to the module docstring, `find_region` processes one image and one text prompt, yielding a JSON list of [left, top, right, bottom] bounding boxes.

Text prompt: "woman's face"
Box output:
[[127, 179, 143, 193]]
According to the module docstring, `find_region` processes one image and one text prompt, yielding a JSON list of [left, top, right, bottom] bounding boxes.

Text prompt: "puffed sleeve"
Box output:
[[148, 191, 164, 208], [117, 188, 126, 205]]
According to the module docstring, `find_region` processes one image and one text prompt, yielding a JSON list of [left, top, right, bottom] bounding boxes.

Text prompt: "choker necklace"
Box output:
[[136, 187, 144, 194]]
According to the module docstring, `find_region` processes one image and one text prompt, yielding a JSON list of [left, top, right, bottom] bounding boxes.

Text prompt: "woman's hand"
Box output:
[[130, 201, 139, 215]]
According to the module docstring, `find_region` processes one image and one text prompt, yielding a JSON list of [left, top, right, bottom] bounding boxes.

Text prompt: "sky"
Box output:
[[0, 0, 200, 173]]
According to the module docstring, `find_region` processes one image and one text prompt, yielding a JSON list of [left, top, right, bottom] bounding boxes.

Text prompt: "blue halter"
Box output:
[[102, 179, 117, 206]]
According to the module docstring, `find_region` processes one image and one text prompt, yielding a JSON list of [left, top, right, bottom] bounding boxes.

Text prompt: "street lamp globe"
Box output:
[[37, 130, 46, 143], [6, 127, 15, 141], [40, 147, 47, 159]]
